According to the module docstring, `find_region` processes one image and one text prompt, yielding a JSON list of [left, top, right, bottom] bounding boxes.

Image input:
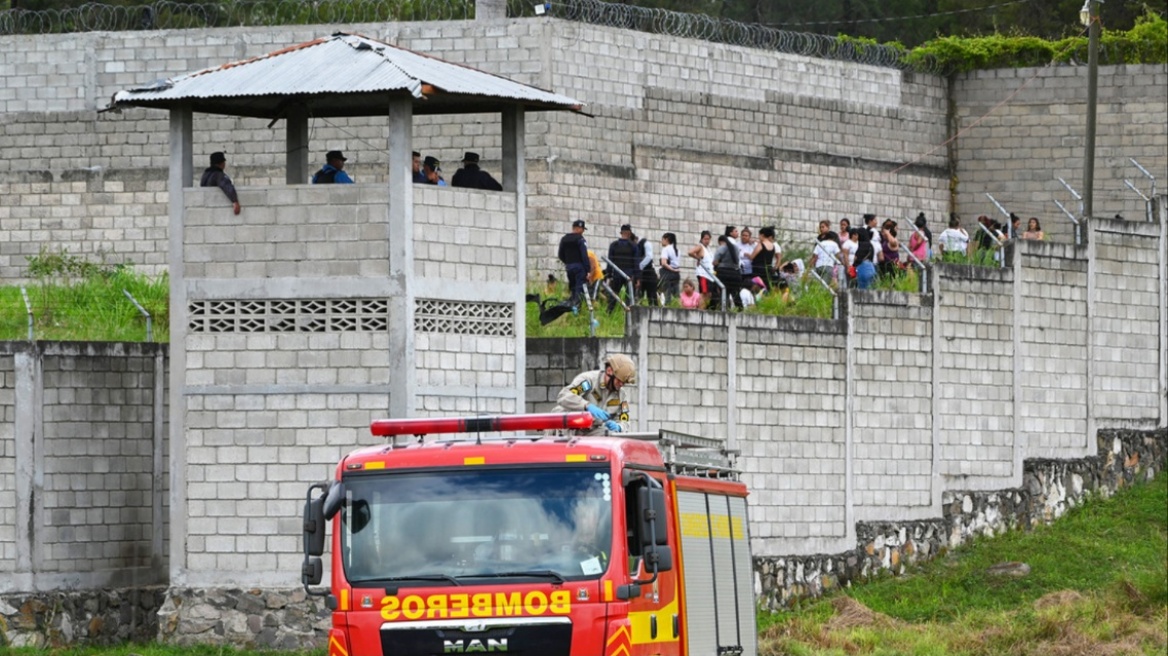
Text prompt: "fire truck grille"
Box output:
[[380, 619, 571, 655]]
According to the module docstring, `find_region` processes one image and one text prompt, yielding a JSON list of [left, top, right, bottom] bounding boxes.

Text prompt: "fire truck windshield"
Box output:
[[340, 466, 614, 585]]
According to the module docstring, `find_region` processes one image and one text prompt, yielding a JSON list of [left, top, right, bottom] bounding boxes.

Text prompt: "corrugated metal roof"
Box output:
[[108, 32, 583, 118]]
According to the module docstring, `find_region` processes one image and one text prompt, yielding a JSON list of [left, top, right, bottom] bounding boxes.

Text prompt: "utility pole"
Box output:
[[1080, 0, 1102, 224]]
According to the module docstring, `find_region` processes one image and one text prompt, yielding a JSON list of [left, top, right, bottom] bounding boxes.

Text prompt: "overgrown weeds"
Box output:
[[0, 248, 168, 342]]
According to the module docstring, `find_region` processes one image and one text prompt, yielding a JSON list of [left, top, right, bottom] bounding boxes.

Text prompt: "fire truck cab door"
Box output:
[[622, 472, 681, 656]]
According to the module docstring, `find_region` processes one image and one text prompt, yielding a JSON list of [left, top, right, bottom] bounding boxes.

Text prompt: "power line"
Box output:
[[773, 0, 1030, 28]]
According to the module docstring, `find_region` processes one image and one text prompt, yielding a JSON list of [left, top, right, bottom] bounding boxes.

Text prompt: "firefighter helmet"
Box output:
[[605, 354, 636, 385]]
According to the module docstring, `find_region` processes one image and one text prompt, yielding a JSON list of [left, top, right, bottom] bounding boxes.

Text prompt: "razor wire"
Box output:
[[514, 0, 932, 72], [0, 0, 926, 71], [0, 0, 1128, 75]]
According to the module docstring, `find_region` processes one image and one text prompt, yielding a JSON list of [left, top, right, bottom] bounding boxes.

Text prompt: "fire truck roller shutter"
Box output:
[[677, 490, 756, 656], [729, 495, 757, 656]]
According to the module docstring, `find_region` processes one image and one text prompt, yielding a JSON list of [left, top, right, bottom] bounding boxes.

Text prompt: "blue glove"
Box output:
[[604, 420, 622, 433], [586, 404, 609, 421]]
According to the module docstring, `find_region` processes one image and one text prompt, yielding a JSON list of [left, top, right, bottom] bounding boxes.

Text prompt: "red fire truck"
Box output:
[[302, 412, 757, 656]]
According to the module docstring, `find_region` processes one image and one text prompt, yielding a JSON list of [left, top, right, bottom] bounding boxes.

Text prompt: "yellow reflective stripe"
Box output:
[[604, 579, 614, 602], [679, 512, 745, 539], [464, 456, 486, 465], [339, 589, 349, 611], [565, 454, 587, 462], [365, 462, 385, 470], [329, 635, 349, 656]]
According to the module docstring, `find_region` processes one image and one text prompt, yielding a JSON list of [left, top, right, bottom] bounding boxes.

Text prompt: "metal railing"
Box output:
[[1054, 177, 1086, 245], [124, 289, 154, 342], [696, 261, 728, 312], [897, 221, 931, 292], [600, 254, 636, 307], [20, 287, 33, 341], [1124, 158, 1157, 223]]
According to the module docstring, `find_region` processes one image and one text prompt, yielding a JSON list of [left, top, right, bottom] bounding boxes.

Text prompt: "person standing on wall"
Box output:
[[606, 224, 640, 312], [451, 152, 503, 191], [658, 232, 682, 305], [312, 150, 354, 184], [552, 354, 636, 435], [199, 151, 241, 215], [558, 219, 591, 311], [635, 232, 659, 306]]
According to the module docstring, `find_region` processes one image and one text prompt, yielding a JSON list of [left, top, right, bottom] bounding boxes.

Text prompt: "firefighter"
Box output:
[[553, 354, 635, 434]]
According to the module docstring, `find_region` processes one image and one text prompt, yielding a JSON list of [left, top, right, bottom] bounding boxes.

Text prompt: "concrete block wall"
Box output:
[[934, 265, 1017, 487], [952, 64, 1168, 243], [184, 187, 390, 280], [4, 21, 1163, 282], [0, 168, 169, 279], [1091, 217, 1163, 426], [181, 326, 391, 586], [642, 309, 731, 438], [1017, 240, 1089, 457], [736, 316, 849, 556], [849, 292, 934, 520], [0, 18, 953, 284], [413, 185, 518, 283], [0, 342, 168, 594], [39, 353, 159, 574], [414, 332, 518, 416]]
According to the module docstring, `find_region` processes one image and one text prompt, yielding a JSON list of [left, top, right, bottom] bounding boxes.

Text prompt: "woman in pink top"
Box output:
[[908, 212, 932, 262]]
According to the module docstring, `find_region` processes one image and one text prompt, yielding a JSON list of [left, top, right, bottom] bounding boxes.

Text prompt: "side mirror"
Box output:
[[302, 556, 323, 586], [322, 482, 346, 520], [637, 486, 668, 546], [303, 495, 326, 557]]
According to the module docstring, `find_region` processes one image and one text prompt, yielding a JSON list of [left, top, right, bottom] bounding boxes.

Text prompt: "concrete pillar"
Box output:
[[842, 293, 856, 546], [13, 348, 39, 589], [1158, 195, 1167, 428], [476, 0, 507, 20], [387, 98, 415, 418], [286, 105, 310, 184], [152, 346, 165, 570], [167, 107, 192, 584], [503, 106, 526, 412]]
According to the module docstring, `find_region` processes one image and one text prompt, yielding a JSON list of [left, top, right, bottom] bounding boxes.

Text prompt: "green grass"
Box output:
[[0, 269, 168, 342], [759, 472, 1168, 655]]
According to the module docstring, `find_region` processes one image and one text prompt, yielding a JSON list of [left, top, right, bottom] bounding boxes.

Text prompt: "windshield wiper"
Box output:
[[351, 573, 462, 588], [470, 570, 566, 584]]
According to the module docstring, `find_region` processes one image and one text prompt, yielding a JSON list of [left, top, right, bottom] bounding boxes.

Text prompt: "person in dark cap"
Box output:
[[199, 151, 240, 215], [312, 150, 354, 184], [422, 156, 446, 186], [606, 224, 640, 313], [450, 152, 502, 191], [411, 151, 426, 184], [558, 219, 591, 310]]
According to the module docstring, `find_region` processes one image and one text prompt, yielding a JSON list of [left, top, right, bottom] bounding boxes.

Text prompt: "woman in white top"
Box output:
[[658, 232, 682, 304], [841, 228, 859, 267], [938, 215, 970, 260], [811, 221, 842, 279], [687, 230, 716, 305]]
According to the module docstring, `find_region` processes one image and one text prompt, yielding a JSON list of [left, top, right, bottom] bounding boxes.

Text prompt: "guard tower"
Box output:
[[106, 33, 583, 591]]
